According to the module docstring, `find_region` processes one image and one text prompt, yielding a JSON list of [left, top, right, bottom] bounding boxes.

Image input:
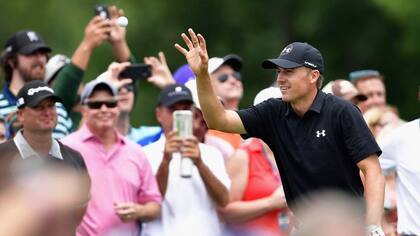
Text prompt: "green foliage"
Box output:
[[1, 0, 418, 126]]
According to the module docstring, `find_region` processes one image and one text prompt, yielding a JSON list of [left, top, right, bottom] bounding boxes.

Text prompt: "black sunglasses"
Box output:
[[86, 100, 118, 109], [217, 72, 241, 83]]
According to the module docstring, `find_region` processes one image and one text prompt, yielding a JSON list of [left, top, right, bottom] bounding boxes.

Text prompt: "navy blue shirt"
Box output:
[[237, 91, 381, 210]]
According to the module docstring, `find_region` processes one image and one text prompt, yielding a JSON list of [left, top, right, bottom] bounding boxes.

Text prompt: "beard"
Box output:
[[16, 61, 45, 82]]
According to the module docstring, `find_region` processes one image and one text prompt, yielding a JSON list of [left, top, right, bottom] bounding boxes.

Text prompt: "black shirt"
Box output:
[[237, 91, 381, 209]]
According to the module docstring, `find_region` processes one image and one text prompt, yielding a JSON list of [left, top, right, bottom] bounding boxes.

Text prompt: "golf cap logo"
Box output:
[[26, 31, 39, 42], [27, 86, 54, 96], [281, 45, 293, 56], [175, 86, 183, 92]]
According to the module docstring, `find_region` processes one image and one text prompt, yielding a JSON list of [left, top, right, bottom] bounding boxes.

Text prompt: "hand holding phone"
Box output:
[[118, 64, 152, 80], [94, 5, 109, 19]]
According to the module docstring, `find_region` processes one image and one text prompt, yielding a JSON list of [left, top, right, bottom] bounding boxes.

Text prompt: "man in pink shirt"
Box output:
[[61, 75, 162, 236]]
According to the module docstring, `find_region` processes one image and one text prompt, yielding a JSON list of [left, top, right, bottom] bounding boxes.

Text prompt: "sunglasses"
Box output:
[[86, 100, 118, 109], [217, 72, 241, 83]]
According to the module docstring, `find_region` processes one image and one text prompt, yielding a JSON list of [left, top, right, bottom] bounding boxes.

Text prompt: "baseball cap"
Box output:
[[80, 78, 118, 104], [322, 79, 367, 102], [253, 86, 282, 105], [45, 54, 70, 84], [16, 80, 61, 109], [157, 84, 193, 107], [208, 54, 243, 74], [4, 30, 51, 55], [348, 70, 381, 83], [262, 42, 324, 74], [173, 64, 195, 85]]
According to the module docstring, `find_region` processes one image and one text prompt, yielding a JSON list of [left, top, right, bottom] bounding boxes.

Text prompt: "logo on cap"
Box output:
[[280, 45, 293, 56], [27, 86, 54, 96], [26, 31, 39, 42], [17, 98, 25, 107], [175, 86, 183, 92]]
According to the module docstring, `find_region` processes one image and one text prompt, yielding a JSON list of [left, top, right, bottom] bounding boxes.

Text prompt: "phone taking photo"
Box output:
[[118, 64, 152, 80], [94, 5, 109, 19]]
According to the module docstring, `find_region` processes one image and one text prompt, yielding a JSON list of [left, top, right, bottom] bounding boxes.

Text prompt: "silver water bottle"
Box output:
[[173, 110, 193, 178]]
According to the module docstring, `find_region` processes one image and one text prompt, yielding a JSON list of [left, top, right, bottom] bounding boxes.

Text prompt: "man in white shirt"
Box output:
[[141, 84, 230, 236], [379, 118, 420, 236]]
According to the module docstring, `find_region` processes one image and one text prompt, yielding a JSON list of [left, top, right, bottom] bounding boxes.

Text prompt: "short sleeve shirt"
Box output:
[[237, 91, 381, 209]]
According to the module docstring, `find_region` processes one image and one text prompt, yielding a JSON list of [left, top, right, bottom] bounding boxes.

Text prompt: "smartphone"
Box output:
[[118, 64, 152, 80], [173, 110, 193, 178], [94, 5, 109, 19]]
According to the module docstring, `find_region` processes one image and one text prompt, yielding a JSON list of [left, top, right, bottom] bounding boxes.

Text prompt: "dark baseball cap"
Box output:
[[157, 84, 193, 107], [16, 80, 61, 109], [262, 42, 324, 74], [4, 30, 51, 55]]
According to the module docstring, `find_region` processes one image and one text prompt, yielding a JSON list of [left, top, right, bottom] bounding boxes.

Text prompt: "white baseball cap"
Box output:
[[208, 54, 242, 74], [45, 54, 70, 84]]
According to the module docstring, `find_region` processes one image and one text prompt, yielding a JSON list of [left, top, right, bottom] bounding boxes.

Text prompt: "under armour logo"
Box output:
[[27, 31, 39, 42], [316, 130, 326, 137]]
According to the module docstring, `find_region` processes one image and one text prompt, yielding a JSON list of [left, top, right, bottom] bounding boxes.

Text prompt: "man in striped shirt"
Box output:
[[0, 30, 72, 139]]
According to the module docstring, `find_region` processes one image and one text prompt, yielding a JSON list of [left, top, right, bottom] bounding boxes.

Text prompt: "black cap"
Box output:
[[157, 84, 193, 107], [262, 42, 324, 74], [4, 30, 51, 55], [16, 80, 61, 109]]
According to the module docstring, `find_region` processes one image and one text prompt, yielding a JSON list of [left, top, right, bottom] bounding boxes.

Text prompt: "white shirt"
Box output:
[[379, 119, 420, 235], [141, 135, 230, 236]]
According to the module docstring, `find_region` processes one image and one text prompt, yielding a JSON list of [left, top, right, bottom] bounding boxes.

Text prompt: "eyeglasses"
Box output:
[[217, 72, 241, 83], [85, 100, 118, 109]]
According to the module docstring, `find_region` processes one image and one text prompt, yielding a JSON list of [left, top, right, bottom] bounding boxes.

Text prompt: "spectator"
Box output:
[[363, 105, 405, 141], [348, 69, 386, 113], [379, 115, 420, 235], [61, 76, 161, 236], [0, 30, 73, 139], [0, 80, 90, 235], [219, 87, 291, 236], [176, 29, 385, 234], [322, 79, 367, 105], [141, 84, 230, 236], [205, 54, 244, 149], [47, 5, 133, 128]]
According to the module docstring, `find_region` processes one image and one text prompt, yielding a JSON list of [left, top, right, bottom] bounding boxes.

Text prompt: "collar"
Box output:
[[2, 84, 17, 104], [79, 124, 126, 145], [13, 130, 63, 160], [285, 90, 326, 117]]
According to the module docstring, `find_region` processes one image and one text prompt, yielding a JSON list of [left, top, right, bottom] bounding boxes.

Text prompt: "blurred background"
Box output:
[[1, 0, 419, 125]]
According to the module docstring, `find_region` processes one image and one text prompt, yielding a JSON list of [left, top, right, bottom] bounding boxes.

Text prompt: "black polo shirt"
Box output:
[[237, 91, 381, 210]]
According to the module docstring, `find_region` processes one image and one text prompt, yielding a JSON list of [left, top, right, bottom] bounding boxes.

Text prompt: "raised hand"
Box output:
[[105, 62, 132, 90], [108, 5, 126, 45], [83, 16, 111, 49], [144, 52, 176, 89], [175, 28, 209, 77]]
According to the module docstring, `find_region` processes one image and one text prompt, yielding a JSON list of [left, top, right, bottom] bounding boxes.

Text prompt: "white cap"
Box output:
[[44, 54, 70, 84], [184, 79, 200, 109], [253, 86, 282, 105], [208, 54, 242, 74]]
